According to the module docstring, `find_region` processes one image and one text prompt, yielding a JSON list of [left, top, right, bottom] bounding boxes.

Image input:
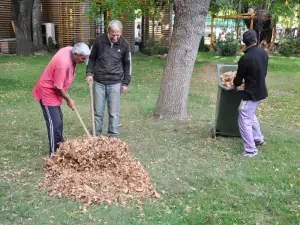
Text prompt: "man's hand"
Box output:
[[86, 75, 94, 85], [55, 88, 75, 109], [67, 99, 75, 110], [121, 86, 128, 93]]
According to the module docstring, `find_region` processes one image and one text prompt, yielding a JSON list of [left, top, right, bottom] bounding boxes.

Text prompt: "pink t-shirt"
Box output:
[[33, 46, 76, 106]]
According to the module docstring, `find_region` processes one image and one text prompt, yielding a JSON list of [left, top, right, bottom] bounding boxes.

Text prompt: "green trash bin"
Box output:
[[211, 64, 245, 138]]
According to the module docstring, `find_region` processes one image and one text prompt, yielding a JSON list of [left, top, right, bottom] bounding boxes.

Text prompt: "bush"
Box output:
[[88, 39, 94, 48], [47, 37, 57, 53], [143, 40, 156, 56], [204, 44, 210, 52], [155, 44, 168, 55], [217, 33, 239, 56], [143, 40, 168, 56], [71, 40, 76, 47], [294, 37, 300, 55], [278, 36, 297, 56], [199, 36, 205, 52]]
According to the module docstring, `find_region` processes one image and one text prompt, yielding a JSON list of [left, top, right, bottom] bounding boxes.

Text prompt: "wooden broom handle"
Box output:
[[73, 106, 91, 138], [89, 82, 96, 137]]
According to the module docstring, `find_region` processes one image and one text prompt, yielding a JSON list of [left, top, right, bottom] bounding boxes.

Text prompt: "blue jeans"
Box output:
[[94, 82, 121, 136]]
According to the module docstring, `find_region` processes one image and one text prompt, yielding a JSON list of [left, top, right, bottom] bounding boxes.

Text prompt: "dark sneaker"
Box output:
[[242, 151, 258, 157], [108, 134, 120, 139], [255, 140, 266, 146]]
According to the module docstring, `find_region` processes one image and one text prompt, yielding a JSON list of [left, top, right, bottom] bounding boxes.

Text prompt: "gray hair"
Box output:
[[107, 20, 123, 32], [72, 42, 91, 56]]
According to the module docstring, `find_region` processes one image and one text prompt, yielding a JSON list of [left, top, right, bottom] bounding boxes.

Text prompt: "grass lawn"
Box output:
[[0, 52, 299, 225]]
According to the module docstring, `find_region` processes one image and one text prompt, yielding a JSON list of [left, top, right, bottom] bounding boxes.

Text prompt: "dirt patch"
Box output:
[[199, 63, 218, 83], [0, 61, 23, 66], [271, 89, 295, 96]]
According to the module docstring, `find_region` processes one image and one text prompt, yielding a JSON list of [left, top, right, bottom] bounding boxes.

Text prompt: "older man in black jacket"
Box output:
[[233, 30, 268, 157], [86, 20, 131, 137]]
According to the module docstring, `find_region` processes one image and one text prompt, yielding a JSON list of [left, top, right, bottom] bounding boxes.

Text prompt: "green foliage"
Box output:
[[209, 0, 241, 15], [155, 44, 168, 55], [88, 39, 95, 48], [217, 33, 239, 56], [143, 40, 156, 56], [278, 35, 299, 56], [71, 40, 76, 46], [80, 0, 171, 24], [209, 0, 299, 19], [47, 37, 57, 53], [296, 37, 300, 51], [199, 36, 205, 52], [204, 44, 210, 52], [269, 0, 299, 19], [143, 40, 168, 56]]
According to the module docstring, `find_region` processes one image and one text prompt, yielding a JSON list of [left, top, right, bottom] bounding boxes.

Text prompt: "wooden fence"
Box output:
[[41, 0, 96, 47], [0, 0, 14, 39]]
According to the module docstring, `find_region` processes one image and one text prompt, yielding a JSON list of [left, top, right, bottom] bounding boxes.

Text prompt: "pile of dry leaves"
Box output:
[[220, 71, 245, 88], [39, 136, 160, 207]]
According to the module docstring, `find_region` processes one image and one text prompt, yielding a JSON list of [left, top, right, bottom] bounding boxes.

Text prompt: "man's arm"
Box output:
[[122, 40, 132, 87], [53, 68, 75, 109], [55, 88, 75, 109], [233, 57, 246, 87]]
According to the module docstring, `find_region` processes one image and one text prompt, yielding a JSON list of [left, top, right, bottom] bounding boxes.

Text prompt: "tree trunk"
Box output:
[[11, 0, 34, 56], [262, 0, 267, 9], [144, 10, 150, 45], [32, 0, 44, 51], [155, 0, 210, 119], [152, 18, 155, 41]]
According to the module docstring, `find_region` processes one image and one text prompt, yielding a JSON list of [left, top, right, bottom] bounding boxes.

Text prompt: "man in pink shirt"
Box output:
[[33, 42, 90, 156]]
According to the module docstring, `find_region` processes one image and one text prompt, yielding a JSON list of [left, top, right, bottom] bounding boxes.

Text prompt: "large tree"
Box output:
[[11, 0, 34, 56], [84, 0, 297, 119], [32, 0, 44, 51], [85, 0, 210, 119], [155, 0, 210, 119]]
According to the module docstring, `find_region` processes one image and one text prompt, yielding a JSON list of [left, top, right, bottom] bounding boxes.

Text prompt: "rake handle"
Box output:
[[73, 106, 91, 138], [89, 82, 96, 137]]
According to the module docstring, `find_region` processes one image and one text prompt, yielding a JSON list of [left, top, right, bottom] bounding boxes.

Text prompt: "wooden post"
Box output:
[[236, 17, 240, 41], [11, 21, 16, 34], [250, 10, 254, 29], [210, 17, 214, 52], [269, 22, 276, 51], [144, 10, 150, 45]]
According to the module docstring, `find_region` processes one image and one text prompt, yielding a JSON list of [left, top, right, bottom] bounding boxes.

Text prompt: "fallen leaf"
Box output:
[[42, 136, 158, 208]]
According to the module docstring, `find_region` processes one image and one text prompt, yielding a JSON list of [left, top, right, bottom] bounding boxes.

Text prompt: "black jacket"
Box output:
[[234, 46, 268, 101], [86, 34, 131, 86]]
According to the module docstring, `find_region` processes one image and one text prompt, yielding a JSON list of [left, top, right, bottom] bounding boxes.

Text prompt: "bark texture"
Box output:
[[32, 0, 44, 51], [11, 0, 34, 56], [155, 0, 210, 119]]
